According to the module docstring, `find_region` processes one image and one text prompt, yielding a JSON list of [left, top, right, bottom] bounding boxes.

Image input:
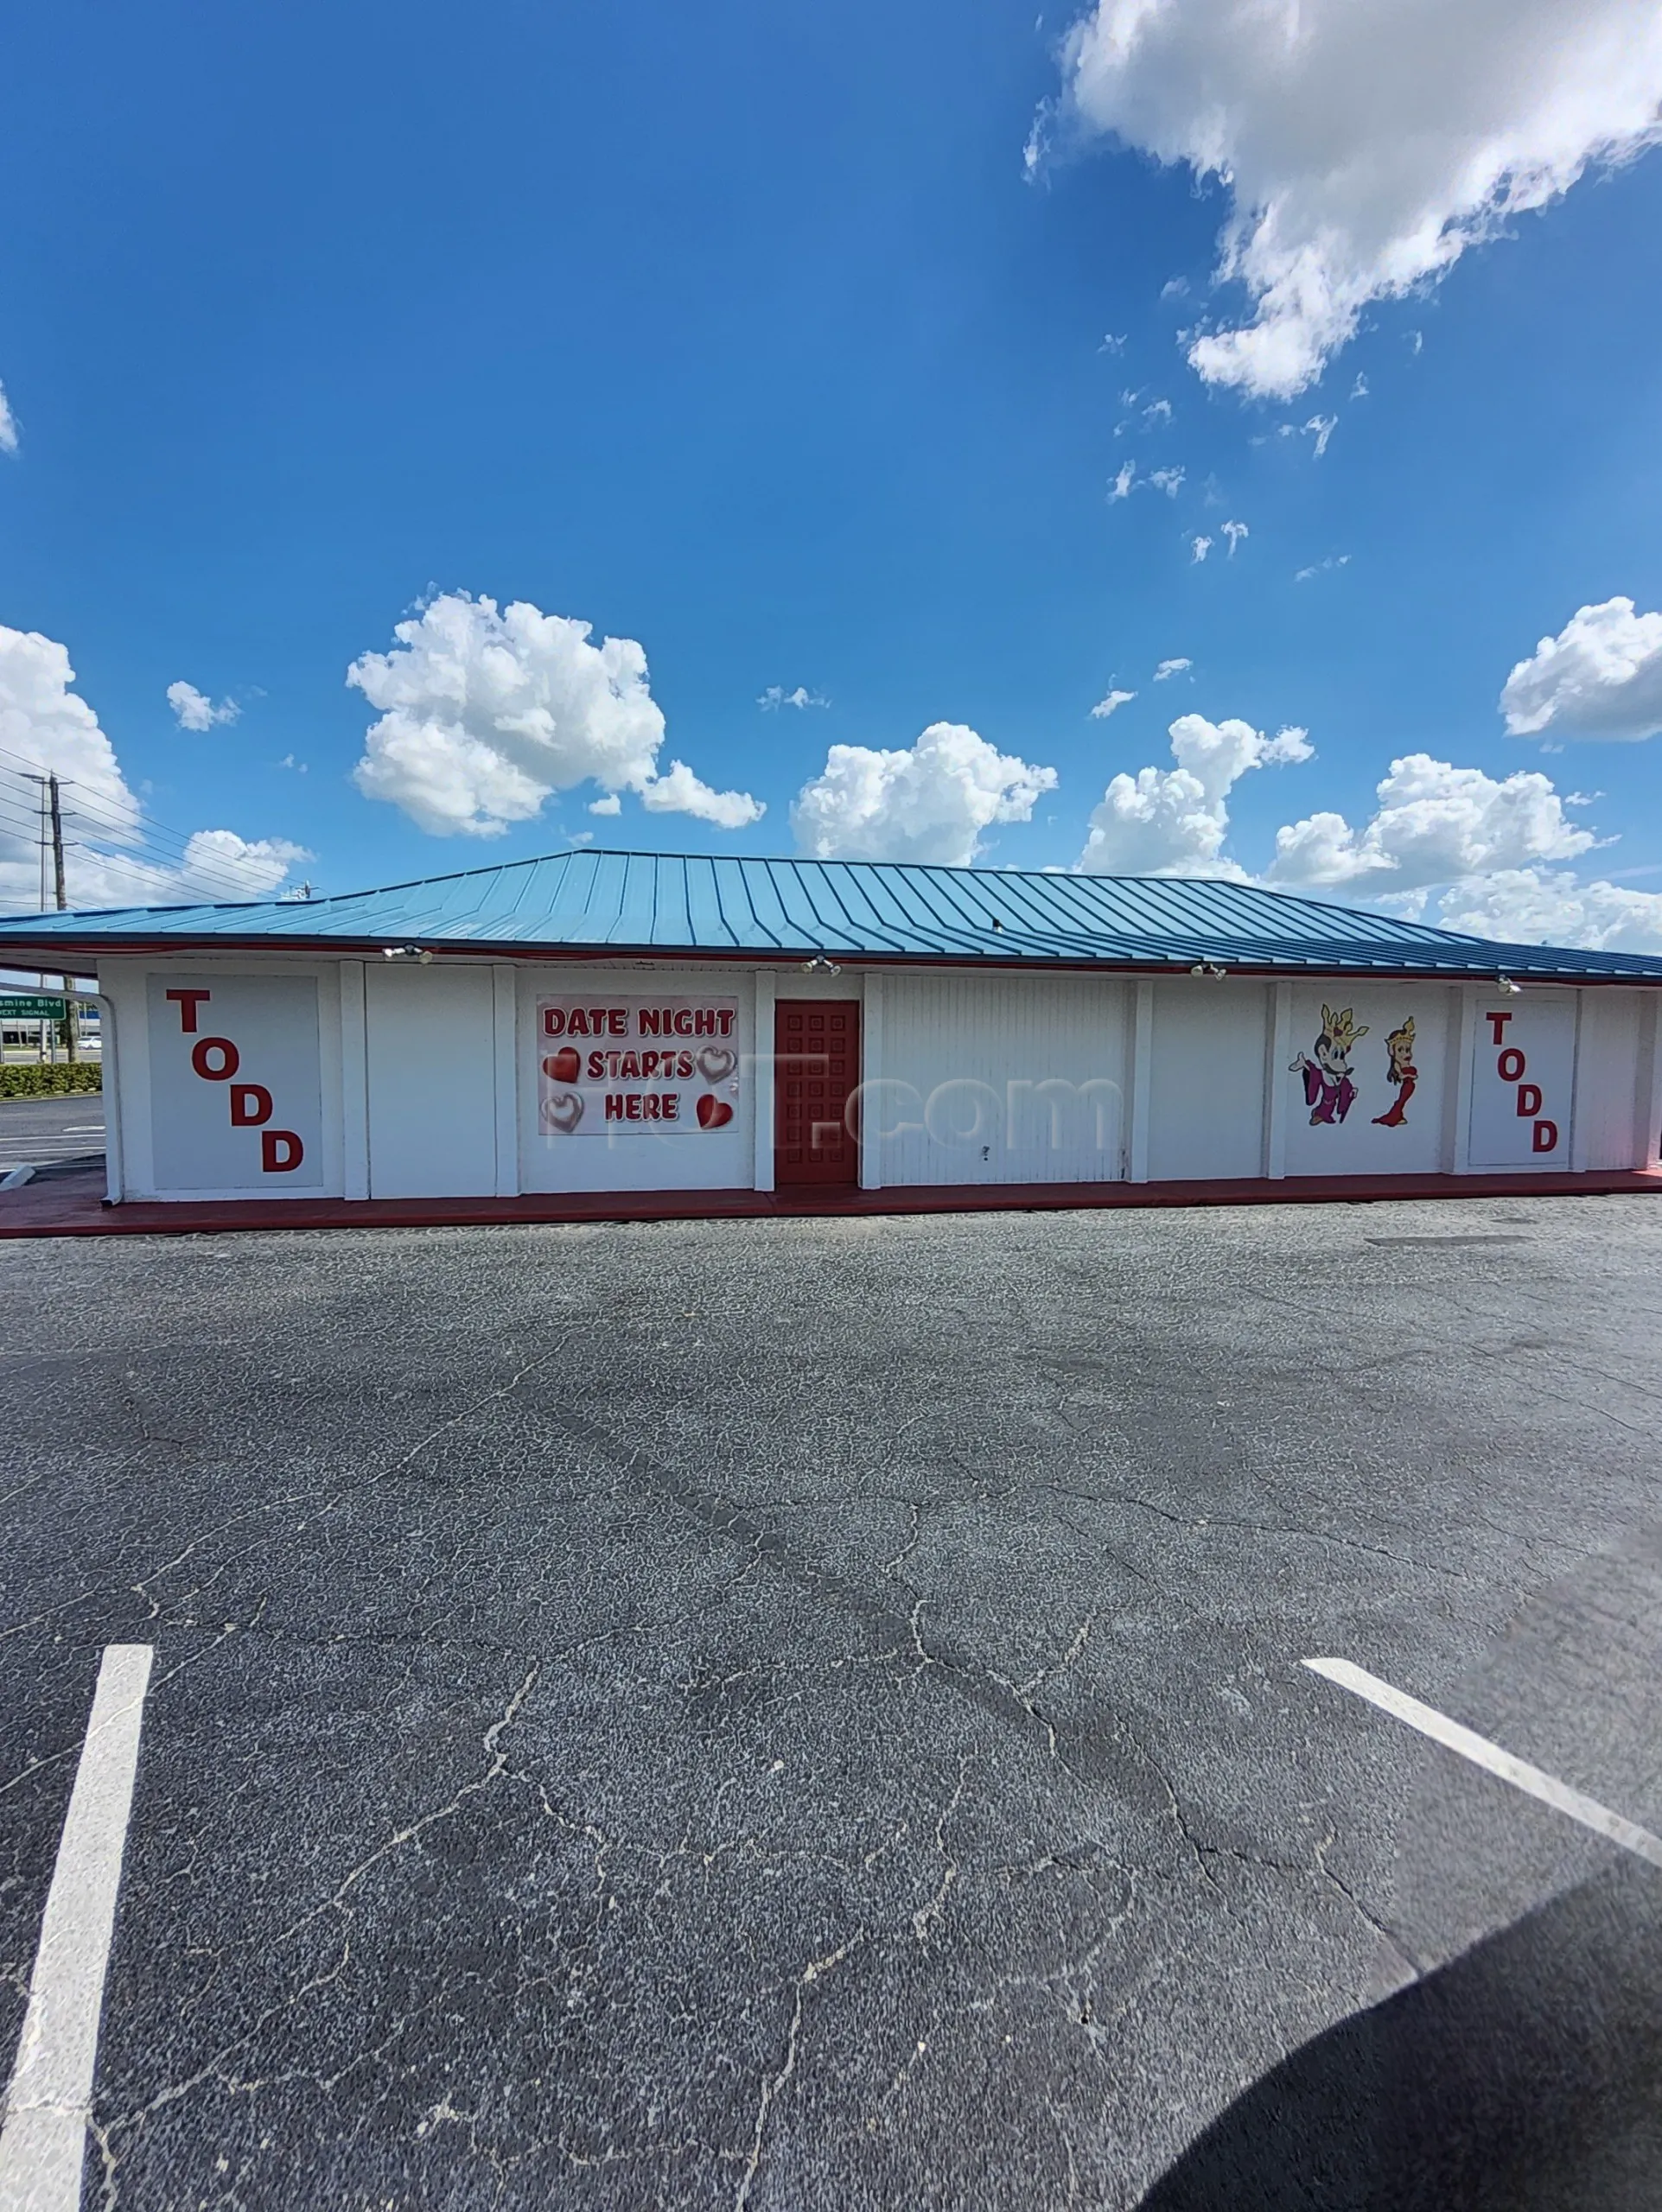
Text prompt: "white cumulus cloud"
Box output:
[[792, 722, 1058, 867], [167, 680, 239, 732], [1041, 0, 1662, 397], [1429, 867, 1662, 953], [347, 591, 761, 837], [1267, 753, 1598, 896], [636, 759, 764, 830], [1500, 597, 1662, 741], [1078, 712, 1311, 876], [174, 830, 310, 898], [0, 625, 307, 912]]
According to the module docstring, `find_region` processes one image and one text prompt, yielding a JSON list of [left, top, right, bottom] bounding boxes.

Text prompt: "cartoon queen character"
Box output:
[[1372, 1017, 1417, 1128], [1289, 1004, 1368, 1126]]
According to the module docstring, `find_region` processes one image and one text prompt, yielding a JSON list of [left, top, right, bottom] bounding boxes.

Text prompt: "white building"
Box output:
[[0, 850, 1657, 1211]]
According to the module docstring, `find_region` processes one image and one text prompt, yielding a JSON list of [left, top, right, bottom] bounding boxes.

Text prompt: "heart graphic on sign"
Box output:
[[697, 1093, 734, 1130], [544, 1046, 582, 1084], [697, 1046, 736, 1082], [544, 1089, 584, 1135]]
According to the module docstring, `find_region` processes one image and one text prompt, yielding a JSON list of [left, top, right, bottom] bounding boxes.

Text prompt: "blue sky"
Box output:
[[3, 0, 1662, 944]]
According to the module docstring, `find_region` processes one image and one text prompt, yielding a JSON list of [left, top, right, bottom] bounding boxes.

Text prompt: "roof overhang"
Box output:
[[3, 932, 1658, 987]]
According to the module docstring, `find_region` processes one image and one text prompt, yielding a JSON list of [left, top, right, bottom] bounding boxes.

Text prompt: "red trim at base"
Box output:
[[3, 1165, 1660, 1239]]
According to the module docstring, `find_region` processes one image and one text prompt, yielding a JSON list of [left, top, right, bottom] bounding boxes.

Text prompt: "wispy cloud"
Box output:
[[1303, 414, 1338, 458], [1294, 553, 1351, 582], [1091, 688, 1137, 719], [1222, 519, 1249, 556], [1153, 657, 1192, 681], [1109, 460, 1137, 501], [1143, 397, 1172, 425], [758, 683, 831, 711], [1189, 535, 1213, 563], [1159, 276, 1189, 302], [1149, 467, 1185, 497]]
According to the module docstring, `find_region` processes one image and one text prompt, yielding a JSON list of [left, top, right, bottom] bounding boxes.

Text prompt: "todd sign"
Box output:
[[144, 973, 324, 1193], [538, 996, 742, 1137], [1468, 998, 1575, 1169]]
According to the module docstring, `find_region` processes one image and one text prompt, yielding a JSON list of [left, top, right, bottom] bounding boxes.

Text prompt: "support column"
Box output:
[[340, 963, 370, 1199], [1128, 979, 1154, 1183], [1264, 981, 1292, 1179], [1641, 993, 1662, 1170], [1449, 987, 1478, 1175], [93, 989, 124, 1204], [492, 963, 519, 1197], [860, 971, 883, 1191], [753, 969, 775, 1192]]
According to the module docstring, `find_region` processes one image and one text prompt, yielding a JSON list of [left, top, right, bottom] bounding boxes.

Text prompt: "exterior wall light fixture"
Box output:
[[382, 946, 434, 964]]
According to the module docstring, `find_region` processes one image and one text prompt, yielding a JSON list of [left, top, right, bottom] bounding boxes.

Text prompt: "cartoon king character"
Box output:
[[1289, 1004, 1368, 1126], [1372, 1017, 1417, 1128]]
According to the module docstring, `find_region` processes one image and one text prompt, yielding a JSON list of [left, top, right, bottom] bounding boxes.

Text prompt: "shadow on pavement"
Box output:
[[1137, 1859, 1662, 2212]]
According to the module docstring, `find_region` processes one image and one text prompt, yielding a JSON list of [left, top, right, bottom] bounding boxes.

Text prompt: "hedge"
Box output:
[[0, 1063, 104, 1098]]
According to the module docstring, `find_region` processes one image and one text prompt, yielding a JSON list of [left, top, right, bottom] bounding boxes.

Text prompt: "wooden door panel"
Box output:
[[774, 1000, 861, 1186]]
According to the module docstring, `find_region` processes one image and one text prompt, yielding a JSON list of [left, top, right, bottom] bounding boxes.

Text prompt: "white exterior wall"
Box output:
[[876, 970, 1131, 1186], [1145, 980, 1271, 1182], [1570, 988, 1647, 1171], [365, 963, 501, 1198], [96, 952, 1661, 1202]]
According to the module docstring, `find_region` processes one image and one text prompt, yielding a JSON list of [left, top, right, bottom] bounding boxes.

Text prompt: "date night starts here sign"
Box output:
[[538, 996, 742, 1137]]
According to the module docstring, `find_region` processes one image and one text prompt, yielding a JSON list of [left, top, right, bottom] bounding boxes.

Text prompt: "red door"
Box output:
[[774, 1001, 861, 1186]]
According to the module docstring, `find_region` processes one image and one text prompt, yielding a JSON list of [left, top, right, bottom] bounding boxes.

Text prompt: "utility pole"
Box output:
[[26, 772, 77, 1062]]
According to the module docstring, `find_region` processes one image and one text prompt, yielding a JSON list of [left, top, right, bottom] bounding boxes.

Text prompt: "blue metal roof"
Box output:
[[1, 848, 1659, 981]]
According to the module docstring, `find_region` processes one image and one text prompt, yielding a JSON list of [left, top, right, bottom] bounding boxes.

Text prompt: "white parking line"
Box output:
[[1306, 1656, 1662, 1871], [0, 1646, 155, 2212]]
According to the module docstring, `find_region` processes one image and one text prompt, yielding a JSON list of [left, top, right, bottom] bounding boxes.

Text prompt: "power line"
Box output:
[[0, 759, 198, 866], [0, 746, 302, 894], [0, 800, 270, 904], [0, 760, 296, 903]]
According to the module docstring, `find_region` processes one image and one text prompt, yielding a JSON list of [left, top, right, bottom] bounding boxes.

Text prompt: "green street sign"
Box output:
[[0, 995, 68, 1020]]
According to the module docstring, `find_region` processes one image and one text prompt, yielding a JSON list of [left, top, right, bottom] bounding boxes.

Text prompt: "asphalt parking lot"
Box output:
[[3, 1195, 1662, 2209]]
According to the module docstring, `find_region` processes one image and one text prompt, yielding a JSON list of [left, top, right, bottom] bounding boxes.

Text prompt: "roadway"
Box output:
[[0, 1089, 105, 1177]]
